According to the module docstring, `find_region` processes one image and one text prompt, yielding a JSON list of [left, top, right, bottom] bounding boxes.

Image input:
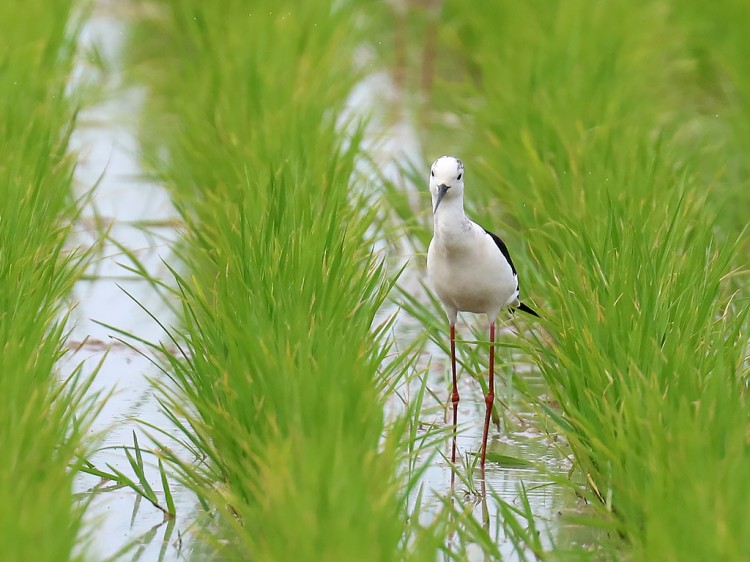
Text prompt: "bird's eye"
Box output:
[[431, 170, 435, 177], [457, 173, 463, 180]]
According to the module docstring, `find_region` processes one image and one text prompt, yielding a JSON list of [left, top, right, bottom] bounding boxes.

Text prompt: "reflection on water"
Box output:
[[393, 324, 577, 559]]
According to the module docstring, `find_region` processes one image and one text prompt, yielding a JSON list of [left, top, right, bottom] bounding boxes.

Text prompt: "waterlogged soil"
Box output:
[[62, 3, 591, 560]]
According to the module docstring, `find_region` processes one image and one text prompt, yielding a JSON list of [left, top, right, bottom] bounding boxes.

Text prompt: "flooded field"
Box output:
[[5, 0, 749, 560], [61, 7, 579, 559]]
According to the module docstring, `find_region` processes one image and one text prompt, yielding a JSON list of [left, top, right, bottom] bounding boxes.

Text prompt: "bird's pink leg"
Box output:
[[450, 323, 459, 465], [481, 321, 496, 471]]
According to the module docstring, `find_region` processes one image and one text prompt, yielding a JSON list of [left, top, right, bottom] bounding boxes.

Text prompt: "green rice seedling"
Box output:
[[417, 0, 750, 558], [122, 0, 449, 559], [81, 431, 176, 519], [0, 2, 102, 560]]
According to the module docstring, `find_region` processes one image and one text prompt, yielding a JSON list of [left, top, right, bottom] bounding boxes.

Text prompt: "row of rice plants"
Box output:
[[123, 1, 445, 559], [418, 0, 749, 558], [0, 2, 101, 561]]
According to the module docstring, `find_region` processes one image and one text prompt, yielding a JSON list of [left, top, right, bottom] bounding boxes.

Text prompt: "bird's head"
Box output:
[[429, 155, 464, 214]]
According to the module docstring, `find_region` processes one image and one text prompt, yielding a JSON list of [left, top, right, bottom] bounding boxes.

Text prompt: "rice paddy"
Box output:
[[3, 0, 749, 560]]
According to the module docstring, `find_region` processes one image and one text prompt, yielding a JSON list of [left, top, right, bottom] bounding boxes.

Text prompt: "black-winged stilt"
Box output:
[[426, 155, 539, 470]]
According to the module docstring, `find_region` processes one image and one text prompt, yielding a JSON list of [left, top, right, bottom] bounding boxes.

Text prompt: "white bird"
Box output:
[[426, 155, 539, 470]]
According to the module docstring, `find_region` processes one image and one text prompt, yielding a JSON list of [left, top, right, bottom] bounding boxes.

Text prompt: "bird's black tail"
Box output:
[[517, 302, 540, 318]]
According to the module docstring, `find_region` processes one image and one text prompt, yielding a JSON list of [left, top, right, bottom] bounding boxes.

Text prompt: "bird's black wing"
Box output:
[[482, 228, 517, 276], [516, 302, 540, 318], [483, 227, 540, 318]]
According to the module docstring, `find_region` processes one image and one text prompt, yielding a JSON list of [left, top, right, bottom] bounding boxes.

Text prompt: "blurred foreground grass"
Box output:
[[0, 2, 100, 561]]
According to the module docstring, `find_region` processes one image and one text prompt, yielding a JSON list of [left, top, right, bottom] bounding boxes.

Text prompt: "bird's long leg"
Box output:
[[450, 323, 459, 465], [481, 321, 496, 470]]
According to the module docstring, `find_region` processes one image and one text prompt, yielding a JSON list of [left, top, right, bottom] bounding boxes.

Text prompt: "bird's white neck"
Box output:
[[432, 197, 472, 248]]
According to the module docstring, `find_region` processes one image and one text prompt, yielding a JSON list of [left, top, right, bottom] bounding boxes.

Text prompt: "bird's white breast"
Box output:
[[427, 219, 519, 318]]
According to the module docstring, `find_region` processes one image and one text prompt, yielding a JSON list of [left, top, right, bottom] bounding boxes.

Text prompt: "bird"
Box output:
[[426, 155, 539, 470]]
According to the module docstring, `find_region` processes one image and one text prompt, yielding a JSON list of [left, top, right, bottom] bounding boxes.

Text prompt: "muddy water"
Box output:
[[62, 6, 579, 561]]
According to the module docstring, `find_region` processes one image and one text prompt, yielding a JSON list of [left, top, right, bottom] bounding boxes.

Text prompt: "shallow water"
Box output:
[[389, 309, 577, 558], [64, 5, 197, 560]]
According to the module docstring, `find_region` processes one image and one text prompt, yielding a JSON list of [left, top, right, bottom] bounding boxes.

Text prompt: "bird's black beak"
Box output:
[[433, 184, 450, 214]]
